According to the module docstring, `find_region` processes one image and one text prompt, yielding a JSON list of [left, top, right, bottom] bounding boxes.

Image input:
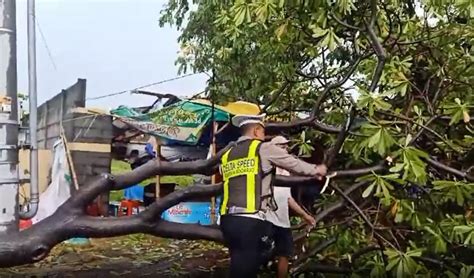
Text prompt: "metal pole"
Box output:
[[20, 0, 39, 219], [0, 0, 20, 233]]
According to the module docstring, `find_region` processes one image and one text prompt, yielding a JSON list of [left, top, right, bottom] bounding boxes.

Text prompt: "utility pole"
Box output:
[[19, 0, 40, 220], [0, 0, 20, 234]]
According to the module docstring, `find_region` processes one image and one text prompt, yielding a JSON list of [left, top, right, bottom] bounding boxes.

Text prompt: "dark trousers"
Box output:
[[220, 215, 272, 278]]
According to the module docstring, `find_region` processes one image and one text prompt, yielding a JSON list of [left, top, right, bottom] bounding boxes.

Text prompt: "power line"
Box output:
[[86, 73, 201, 101], [35, 16, 57, 71]]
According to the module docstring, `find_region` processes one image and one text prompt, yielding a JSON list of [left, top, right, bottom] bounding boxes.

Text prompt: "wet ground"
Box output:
[[0, 235, 229, 278]]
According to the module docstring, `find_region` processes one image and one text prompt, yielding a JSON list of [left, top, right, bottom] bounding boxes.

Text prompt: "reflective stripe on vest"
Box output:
[[220, 140, 261, 215]]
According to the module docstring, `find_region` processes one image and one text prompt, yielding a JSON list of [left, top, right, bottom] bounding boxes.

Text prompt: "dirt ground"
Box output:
[[0, 235, 230, 278]]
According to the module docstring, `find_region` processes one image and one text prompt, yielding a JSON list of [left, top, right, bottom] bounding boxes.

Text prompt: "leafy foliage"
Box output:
[[160, 0, 474, 275]]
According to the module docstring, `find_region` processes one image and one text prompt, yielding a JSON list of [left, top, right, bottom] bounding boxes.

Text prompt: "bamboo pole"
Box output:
[[60, 125, 79, 191], [210, 122, 217, 224], [151, 136, 161, 201]]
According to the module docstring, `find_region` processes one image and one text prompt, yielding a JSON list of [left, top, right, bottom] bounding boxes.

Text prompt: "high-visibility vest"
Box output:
[[220, 139, 264, 215]]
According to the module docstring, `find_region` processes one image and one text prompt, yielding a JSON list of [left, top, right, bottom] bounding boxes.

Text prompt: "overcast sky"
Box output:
[[16, 0, 207, 110]]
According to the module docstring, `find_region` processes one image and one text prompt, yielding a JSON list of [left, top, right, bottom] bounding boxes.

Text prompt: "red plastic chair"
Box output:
[[118, 200, 141, 216], [19, 219, 32, 230]]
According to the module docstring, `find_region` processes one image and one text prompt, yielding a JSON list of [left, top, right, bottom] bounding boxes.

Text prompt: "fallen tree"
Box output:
[[1, 0, 473, 276], [0, 153, 386, 267], [156, 0, 474, 276], [0, 136, 469, 268]]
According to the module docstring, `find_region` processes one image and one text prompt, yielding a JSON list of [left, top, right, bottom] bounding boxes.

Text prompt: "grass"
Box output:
[[109, 159, 195, 202]]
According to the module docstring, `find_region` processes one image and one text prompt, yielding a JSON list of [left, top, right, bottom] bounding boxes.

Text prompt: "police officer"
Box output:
[[219, 114, 327, 278]]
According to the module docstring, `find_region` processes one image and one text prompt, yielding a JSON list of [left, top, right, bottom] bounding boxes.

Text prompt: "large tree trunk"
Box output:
[[0, 146, 387, 268]]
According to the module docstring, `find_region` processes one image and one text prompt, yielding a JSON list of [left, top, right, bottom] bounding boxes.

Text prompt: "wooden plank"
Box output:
[[68, 143, 111, 153]]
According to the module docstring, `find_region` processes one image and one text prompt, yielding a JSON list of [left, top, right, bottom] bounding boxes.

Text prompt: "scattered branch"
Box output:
[[330, 184, 375, 230], [291, 237, 338, 274], [351, 246, 382, 264], [296, 263, 352, 274]]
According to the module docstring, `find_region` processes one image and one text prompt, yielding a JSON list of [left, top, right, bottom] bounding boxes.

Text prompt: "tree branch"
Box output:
[[291, 237, 338, 274], [262, 81, 292, 113], [295, 263, 352, 274], [0, 183, 225, 267], [324, 106, 356, 166], [409, 115, 440, 144], [311, 56, 364, 117], [426, 157, 474, 182], [315, 181, 368, 222], [265, 117, 342, 134], [73, 146, 233, 206], [378, 111, 460, 153], [330, 184, 375, 230], [366, 0, 387, 93], [351, 246, 381, 263], [330, 12, 362, 30], [265, 55, 366, 134], [274, 162, 386, 188]]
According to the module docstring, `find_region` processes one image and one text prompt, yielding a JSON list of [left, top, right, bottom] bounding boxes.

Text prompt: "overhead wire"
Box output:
[[35, 16, 57, 71], [86, 73, 201, 101]]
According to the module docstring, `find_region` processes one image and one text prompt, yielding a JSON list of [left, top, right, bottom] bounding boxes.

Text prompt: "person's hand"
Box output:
[[316, 164, 327, 176], [303, 214, 316, 227], [315, 164, 328, 179]]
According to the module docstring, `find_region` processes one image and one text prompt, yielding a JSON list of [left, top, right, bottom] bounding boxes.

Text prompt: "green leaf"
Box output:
[[380, 179, 392, 201], [362, 181, 376, 198], [395, 212, 404, 223], [456, 188, 465, 206], [454, 225, 474, 234], [275, 21, 288, 40], [386, 256, 400, 271], [311, 26, 329, 38], [232, 3, 251, 26], [423, 226, 438, 237], [460, 265, 474, 278], [463, 231, 473, 245], [390, 163, 404, 173], [367, 130, 382, 148], [435, 236, 447, 253], [445, 270, 459, 278], [405, 249, 422, 257], [328, 30, 342, 51]]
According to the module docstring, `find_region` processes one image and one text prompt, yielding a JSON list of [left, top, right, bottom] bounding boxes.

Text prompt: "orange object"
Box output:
[[19, 219, 32, 230], [118, 200, 141, 216]]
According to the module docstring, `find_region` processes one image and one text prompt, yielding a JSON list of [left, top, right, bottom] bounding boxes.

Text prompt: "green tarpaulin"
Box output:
[[112, 100, 229, 145]]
